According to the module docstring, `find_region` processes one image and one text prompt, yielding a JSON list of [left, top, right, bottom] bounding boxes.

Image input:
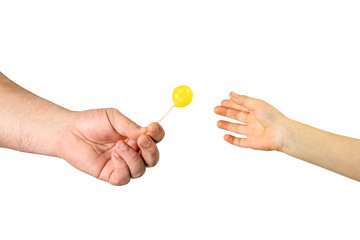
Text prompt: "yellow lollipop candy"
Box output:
[[172, 85, 193, 108], [158, 85, 193, 123]]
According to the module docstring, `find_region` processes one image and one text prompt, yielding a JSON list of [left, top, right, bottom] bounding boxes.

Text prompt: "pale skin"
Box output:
[[215, 92, 360, 181], [0, 72, 165, 186]]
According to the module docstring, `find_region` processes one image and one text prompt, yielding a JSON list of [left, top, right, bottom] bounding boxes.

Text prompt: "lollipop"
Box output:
[[158, 85, 193, 123]]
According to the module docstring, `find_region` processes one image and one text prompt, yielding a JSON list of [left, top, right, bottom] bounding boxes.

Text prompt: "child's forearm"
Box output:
[[282, 119, 360, 181], [0, 72, 72, 157]]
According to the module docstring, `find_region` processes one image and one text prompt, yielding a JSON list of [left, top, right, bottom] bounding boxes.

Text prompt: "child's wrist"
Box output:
[[278, 118, 298, 155]]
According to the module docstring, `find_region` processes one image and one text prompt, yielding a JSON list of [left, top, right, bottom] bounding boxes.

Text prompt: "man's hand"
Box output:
[[0, 72, 165, 185], [58, 108, 165, 186], [214, 92, 289, 151]]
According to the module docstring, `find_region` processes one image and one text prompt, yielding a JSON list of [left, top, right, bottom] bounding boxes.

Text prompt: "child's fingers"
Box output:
[[217, 120, 247, 135], [229, 92, 258, 111], [116, 140, 146, 179], [109, 152, 131, 186], [214, 106, 249, 123], [224, 134, 249, 148], [221, 99, 250, 112]]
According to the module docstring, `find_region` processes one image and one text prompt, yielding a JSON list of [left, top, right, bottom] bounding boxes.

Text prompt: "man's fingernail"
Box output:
[[142, 137, 150, 147], [114, 153, 120, 159], [151, 124, 159, 133], [119, 142, 127, 151], [230, 92, 238, 98]]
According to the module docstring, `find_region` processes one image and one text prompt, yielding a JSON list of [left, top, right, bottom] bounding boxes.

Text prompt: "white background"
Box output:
[[1, 0, 360, 239]]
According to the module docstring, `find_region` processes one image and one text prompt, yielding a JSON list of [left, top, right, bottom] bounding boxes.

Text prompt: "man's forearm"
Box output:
[[282, 119, 360, 181], [0, 72, 72, 157]]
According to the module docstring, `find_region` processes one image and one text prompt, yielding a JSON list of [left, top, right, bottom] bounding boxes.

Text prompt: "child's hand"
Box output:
[[214, 92, 289, 151]]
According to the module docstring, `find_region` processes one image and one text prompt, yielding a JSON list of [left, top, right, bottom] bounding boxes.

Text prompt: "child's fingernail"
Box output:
[[119, 142, 127, 151], [142, 137, 150, 147], [114, 153, 120, 159], [230, 92, 238, 98]]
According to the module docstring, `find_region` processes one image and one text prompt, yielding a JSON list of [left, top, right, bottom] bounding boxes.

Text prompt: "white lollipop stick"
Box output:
[[158, 104, 175, 123]]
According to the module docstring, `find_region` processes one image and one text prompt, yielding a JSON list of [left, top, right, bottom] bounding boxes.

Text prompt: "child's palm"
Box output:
[[246, 109, 283, 150], [215, 92, 286, 151]]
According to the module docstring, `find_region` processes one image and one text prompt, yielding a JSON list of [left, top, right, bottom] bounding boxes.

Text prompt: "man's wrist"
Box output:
[[51, 109, 77, 158]]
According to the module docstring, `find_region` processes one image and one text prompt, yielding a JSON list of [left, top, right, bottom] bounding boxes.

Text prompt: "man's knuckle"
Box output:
[[118, 177, 130, 186], [133, 168, 146, 178], [147, 158, 159, 167], [112, 174, 130, 186], [128, 154, 140, 163], [127, 120, 135, 127]]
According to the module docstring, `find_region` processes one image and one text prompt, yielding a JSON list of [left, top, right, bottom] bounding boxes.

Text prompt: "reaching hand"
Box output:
[[214, 92, 288, 151], [58, 108, 165, 185]]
